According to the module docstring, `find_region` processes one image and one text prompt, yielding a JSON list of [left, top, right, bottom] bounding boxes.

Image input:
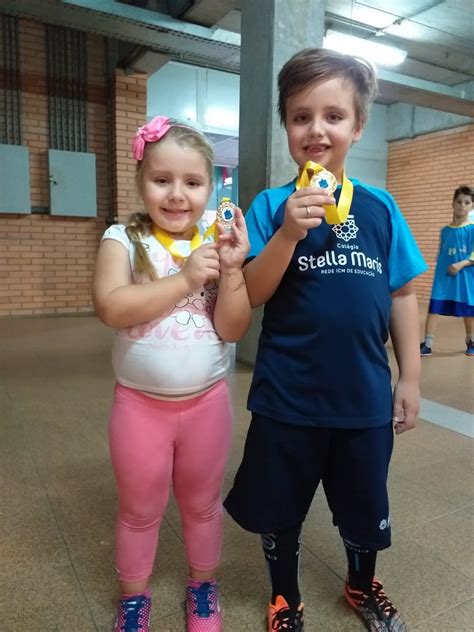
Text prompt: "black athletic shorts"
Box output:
[[224, 414, 394, 550]]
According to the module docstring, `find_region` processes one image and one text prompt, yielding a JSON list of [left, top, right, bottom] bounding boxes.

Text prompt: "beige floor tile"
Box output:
[[400, 508, 474, 579], [388, 472, 460, 532], [322, 535, 473, 627], [390, 419, 474, 469], [1, 313, 473, 631], [3, 572, 97, 632], [395, 459, 473, 508], [414, 597, 474, 631]]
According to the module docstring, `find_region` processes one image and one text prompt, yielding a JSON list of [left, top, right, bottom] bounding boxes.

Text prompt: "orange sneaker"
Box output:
[[268, 595, 304, 631], [344, 577, 407, 631]]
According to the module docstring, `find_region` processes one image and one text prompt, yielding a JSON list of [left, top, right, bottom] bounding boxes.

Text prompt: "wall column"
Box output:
[[237, 0, 325, 364]]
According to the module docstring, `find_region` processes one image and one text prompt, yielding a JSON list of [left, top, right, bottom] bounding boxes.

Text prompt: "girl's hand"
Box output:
[[281, 187, 335, 242], [392, 379, 419, 435], [181, 243, 220, 290], [448, 261, 463, 276], [216, 207, 250, 272]]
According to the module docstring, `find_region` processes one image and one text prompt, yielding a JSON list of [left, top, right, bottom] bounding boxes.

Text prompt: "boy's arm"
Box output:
[[448, 258, 474, 275], [389, 280, 421, 434], [244, 188, 334, 307]]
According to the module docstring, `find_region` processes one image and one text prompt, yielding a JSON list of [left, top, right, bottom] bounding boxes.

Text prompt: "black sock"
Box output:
[[261, 524, 302, 609], [344, 540, 377, 594]]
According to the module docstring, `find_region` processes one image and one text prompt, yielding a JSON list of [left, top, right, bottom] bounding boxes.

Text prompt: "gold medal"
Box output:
[[309, 169, 337, 195], [295, 161, 353, 225], [216, 197, 236, 233]]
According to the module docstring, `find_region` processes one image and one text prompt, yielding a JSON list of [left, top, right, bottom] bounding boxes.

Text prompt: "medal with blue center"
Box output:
[[216, 197, 237, 233], [296, 160, 353, 225]]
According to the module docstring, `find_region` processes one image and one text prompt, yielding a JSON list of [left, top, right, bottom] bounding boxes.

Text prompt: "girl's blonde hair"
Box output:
[[126, 123, 214, 280]]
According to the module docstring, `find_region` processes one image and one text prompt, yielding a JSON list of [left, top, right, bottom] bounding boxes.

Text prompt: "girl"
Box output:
[[420, 185, 474, 357], [92, 115, 251, 632]]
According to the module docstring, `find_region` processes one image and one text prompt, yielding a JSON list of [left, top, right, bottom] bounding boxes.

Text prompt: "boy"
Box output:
[[225, 49, 428, 631], [420, 185, 474, 357]]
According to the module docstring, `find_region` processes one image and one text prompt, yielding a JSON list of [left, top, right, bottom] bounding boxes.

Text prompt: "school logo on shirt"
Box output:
[[297, 212, 383, 277], [332, 214, 359, 242]]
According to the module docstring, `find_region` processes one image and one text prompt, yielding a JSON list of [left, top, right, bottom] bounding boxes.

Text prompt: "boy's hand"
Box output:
[[447, 261, 463, 276], [182, 243, 220, 290], [216, 207, 250, 272], [392, 379, 420, 434], [281, 187, 335, 242]]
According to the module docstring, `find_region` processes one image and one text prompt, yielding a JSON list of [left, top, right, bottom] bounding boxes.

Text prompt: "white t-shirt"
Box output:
[[101, 212, 229, 397]]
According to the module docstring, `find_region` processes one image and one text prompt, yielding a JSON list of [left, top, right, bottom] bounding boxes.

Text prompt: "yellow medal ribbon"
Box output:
[[152, 223, 217, 261], [295, 161, 354, 224]]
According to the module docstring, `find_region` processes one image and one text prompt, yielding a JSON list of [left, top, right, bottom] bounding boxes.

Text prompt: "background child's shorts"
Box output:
[[224, 414, 394, 551]]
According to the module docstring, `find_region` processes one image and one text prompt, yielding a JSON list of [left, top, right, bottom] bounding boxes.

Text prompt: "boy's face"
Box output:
[[452, 193, 473, 222], [285, 77, 363, 180]]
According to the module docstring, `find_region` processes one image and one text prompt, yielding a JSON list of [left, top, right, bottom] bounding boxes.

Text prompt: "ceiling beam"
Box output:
[[2, 0, 472, 117], [1, 0, 240, 70], [378, 69, 474, 117]]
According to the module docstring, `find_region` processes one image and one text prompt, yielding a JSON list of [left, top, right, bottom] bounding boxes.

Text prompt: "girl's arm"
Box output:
[[213, 209, 251, 341], [389, 280, 421, 434], [92, 239, 219, 328], [214, 269, 251, 342]]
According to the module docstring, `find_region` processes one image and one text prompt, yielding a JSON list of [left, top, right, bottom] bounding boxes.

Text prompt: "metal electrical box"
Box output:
[[0, 144, 31, 214], [48, 149, 97, 217]]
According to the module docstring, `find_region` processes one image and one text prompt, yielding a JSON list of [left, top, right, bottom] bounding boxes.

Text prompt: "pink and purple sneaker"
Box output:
[[113, 592, 151, 632], [186, 579, 222, 631]]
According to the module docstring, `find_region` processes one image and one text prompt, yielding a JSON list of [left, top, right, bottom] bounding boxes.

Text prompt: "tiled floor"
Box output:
[[0, 308, 472, 631]]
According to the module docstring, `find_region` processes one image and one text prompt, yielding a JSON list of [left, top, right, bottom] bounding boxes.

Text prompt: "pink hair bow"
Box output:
[[132, 115, 172, 161]]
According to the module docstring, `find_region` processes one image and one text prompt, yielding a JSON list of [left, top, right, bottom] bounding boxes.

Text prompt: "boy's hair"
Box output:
[[452, 185, 474, 202], [127, 123, 214, 280], [278, 48, 378, 127]]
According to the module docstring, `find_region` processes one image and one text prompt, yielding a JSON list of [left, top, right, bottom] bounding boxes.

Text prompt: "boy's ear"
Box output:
[[352, 121, 364, 143]]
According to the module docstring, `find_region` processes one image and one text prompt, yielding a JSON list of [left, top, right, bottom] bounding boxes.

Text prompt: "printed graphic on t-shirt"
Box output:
[[296, 215, 383, 278]]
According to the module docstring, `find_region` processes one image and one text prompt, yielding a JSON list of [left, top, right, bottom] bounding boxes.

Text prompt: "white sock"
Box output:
[[424, 335, 434, 348]]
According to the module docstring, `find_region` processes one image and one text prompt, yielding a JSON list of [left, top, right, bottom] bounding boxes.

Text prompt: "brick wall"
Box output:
[[113, 70, 147, 224], [0, 19, 147, 316], [387, 124, 474, 302]]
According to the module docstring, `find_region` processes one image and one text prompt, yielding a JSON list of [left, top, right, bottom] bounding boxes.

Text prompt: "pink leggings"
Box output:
[[109, 380, 232, 583]]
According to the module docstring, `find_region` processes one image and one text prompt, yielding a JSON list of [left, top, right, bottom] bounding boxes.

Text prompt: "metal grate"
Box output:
[[0, 14, 22, 145], [46, 25, 88, 151]]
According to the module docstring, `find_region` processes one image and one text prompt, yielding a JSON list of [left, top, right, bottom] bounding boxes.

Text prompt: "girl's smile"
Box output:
[[139, 139, 213, 239]]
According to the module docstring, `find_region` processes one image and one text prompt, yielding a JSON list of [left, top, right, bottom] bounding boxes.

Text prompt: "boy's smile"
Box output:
[[285, 77, 363, 182]]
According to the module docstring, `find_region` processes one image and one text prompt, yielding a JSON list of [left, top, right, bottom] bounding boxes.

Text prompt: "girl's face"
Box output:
[[139, 138, 213, 238], [452, 193, 473, 223], [285, 77, 363, 182]]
